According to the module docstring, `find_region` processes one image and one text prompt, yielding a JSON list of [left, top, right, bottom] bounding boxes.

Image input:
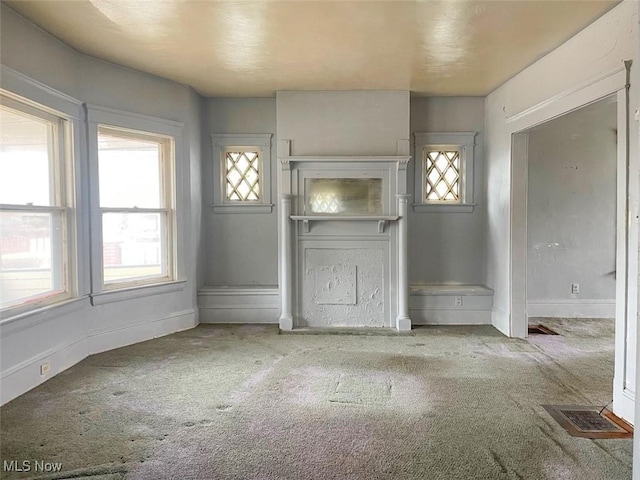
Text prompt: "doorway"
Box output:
[[509, 74, 636, 424], [525, 97, 617, 323]]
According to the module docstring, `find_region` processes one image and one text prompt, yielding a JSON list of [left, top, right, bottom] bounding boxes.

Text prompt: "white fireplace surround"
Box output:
[[278, 147, 412, 331]]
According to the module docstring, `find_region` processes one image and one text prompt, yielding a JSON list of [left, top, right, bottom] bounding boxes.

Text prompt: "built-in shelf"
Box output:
[[290, 215, 400, 233]]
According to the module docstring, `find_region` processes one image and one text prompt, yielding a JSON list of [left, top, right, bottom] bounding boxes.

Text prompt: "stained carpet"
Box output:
[[0, 318, 633, 479]]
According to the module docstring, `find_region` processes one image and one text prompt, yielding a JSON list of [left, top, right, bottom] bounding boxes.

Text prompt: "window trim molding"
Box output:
[[89, 279, 186, 306], [413, 132, 477, 213], [0, 82, 83, 318], [87, 105, 185, 300], [211, 133, 274, 213]]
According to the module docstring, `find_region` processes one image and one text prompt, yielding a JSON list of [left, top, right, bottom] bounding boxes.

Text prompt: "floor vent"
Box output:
[[542, 405, 633, 438], [528, 324, 559, 335]]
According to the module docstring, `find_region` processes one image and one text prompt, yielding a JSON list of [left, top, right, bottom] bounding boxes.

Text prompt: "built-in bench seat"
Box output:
[[198, 286, 280, 324], [410, 284, 494, 325]]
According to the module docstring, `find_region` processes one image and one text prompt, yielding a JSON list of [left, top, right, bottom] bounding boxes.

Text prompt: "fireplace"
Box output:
[[278, 145, 411, 330]]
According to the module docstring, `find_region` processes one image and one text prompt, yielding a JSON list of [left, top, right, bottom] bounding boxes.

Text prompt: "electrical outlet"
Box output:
[[40, 361, 50, 377], [571, 283, 580, 294], [455, 296, 463, 307]]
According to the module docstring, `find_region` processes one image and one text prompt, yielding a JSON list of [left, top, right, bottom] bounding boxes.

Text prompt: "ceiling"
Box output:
[[5, 0, 620, 98]]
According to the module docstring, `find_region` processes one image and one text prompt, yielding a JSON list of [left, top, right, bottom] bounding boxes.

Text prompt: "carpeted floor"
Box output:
[[0, 318, 633, 480]]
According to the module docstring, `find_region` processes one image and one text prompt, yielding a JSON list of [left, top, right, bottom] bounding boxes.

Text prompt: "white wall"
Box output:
[[0, 5, 203, 405], [202, 98, 278, 286], [527, 98, 617, 317], [409, 97, 485, 285]]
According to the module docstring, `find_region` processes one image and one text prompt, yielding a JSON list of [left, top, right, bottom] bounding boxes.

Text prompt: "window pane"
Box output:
[[305, 178, 383, 215], [425, 150, 460, 202], [0, 211, 65, 308], [98, 130, 162, 208], [102, 212, 167, 284], [225, 151, 260, 201], [0, 106, 53, 206]]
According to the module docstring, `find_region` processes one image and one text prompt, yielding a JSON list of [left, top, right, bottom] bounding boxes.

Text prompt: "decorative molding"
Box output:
[[211, 203, 274, 214], [278, 139, 292, 158], [1, 336, 87, 406], [413, 132, 477, 212], [413, 203, 475, 213], [414, 132, 476, 147], [87, 308, 195, 340], [211, 133, 272, 147], [87, 309, 196, 355], [86, 103, 184, 132], [0, 297, 88, 336], [410, 310, 492, 325], [613, 381, 635, 426], [506, 63, 628, 125], [1, 308, 196, 405], [0, 64, 82, 118], [279, 155, 411, 164], [90, 280, 187, 306], [211, 133, 274, 213], [527, 299, 616, 319]]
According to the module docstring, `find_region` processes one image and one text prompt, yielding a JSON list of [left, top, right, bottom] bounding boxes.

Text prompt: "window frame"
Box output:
[[0, 91, 78, 317], [211, 134, 273, 213], [87, 105, 185, 305], [413, 132, 477, 213]]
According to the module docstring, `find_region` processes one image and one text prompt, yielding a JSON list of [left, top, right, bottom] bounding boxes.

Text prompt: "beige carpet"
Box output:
[[0, 319, 633, 479]]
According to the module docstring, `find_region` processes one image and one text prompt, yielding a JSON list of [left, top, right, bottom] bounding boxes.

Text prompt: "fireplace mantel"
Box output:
[[277, 151, 412, 331], [290, 215, 400, 233], [281, 155, 411, 164]]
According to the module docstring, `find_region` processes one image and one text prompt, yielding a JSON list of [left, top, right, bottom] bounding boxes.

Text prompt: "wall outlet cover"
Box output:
[[40, 361, 51, 377]]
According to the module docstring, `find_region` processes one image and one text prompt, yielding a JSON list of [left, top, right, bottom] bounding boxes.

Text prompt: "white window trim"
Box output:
[[211, 133, 273, 213], [0, 68, 83, 320], [413, 132, 476, 213], [86, 104, 185, 304]]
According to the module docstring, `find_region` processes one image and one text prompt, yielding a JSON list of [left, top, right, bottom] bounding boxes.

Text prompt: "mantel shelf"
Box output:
[[290, 215, 400, 233]]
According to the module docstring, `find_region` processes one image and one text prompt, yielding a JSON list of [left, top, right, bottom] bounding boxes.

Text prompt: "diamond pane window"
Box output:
[[225, 151, 260, 201], [425, 150, 460, 202]]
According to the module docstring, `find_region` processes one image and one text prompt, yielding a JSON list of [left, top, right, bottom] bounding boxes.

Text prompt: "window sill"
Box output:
[[90, 280, 187, 306], [412, 203, 476, 213], [211, 203, 274, 214], [0, 296, 87, 331]]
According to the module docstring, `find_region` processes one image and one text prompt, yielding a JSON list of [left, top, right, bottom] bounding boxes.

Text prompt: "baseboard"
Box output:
[[492, 307, 510, 337], [198, 286, 279, 324], [87, 309, 197, 355], [527, 299, 615, 318], [411, 310, 492, 325], [1, 337, 88, 406], [1, 308, 197, 406]]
